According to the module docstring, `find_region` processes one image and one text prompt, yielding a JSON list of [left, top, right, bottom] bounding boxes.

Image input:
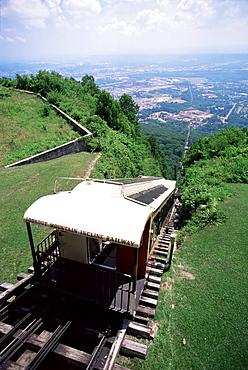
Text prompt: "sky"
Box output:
[[0, 0, 248, 61]]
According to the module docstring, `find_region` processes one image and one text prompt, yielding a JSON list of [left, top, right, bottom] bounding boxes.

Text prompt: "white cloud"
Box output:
[[135, 8, 172, 29], [8, 0, 50, 19], [157, 0, 169, 7], [45, 0, 63, 14], [177, 0, 215, 19], [1, 0, 248, 58], [98, 17, 138, 36], [6, 37, 15, 42], [16, 36, 27, 43], [3, 28, 16, 32], [224, 5, 240, 19], [62, 0, 101, 18], [2, 0, 50, 28]]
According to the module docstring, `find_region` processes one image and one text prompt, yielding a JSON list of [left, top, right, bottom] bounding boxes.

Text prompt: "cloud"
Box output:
[[135, 8, 173, 29], [62, 0, 101, 18], [45, 0, 63, 14], [1, 0, 248, 58], [98, 17, 138, 36], [6, 37, 15, 43], [177, 0, 216, 20], [3, 28, 16, 32], [16, 36, 27, 43], [2, 0, 50, 28], [8, 0, 50, 19], [157, 0, 169, 7], [224, 5, 241, 19]]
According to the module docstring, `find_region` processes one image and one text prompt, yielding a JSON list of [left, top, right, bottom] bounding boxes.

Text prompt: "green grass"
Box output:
[[0, 91, 80, 166], [124, 183, 248, 369], [0, 151, 98, 283]]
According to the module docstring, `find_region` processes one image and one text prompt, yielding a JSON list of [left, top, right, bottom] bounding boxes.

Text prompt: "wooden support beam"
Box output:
[[147, 275, 161, 284], [149, 268, 163, 276], [17, 273, 31, 281], [139, 296, 157, 309], [155, 246, 168, 252], [142, 289, 159, 300], [133, 315, 151, 325], [16, 349, 36, 367], [0, 273, 34, 306], [153, 256, 168, 263], [127, 322, 152, 340], [153, 250, 168, 257], [0, 282, 14, 292], [146, 281, 160, 291], [0, 322, 91, 367], [121, 339, 147, 359], [3, 360, 25, 369], [135, 305, 155, 318]]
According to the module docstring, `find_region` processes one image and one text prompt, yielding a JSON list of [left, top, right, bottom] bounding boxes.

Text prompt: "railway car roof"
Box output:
[[24, 177, 176, 248]]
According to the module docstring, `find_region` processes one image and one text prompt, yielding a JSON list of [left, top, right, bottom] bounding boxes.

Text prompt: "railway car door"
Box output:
[[58, 231, 89, 263]]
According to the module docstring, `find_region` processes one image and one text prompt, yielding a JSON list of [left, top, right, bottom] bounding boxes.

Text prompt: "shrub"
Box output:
[[41, 102, 51, 117]]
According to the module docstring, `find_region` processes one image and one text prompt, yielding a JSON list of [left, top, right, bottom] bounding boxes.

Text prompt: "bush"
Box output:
[[41, 102, 51, 117], [0, 87, 12, 98], [178, 127, 247, 240]]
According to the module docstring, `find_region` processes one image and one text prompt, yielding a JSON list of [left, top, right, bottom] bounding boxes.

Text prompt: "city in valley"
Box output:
[[1, 54, 248, 130]]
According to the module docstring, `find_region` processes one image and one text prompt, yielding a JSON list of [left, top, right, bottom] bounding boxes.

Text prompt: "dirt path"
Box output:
[[85, 153, 102, 178]]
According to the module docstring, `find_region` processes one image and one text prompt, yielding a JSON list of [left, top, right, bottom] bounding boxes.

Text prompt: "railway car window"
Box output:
[[89, 238, 102, 261], [91, 242, 117, 270]]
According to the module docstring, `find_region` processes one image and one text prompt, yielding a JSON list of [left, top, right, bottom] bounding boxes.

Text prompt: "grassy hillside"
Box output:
[[0, 151, 97, 283], [0, 72, 174, 179], [125, 183, 248, 370], [0, 90, 80, 166]]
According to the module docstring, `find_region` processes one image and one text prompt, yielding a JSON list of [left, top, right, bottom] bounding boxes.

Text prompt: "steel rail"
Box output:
[[0, 303, 54, 365], [0, 312, 32, 345], [85, 334, 108, 370], [0, 317, 43, 364], [26, 320, 72, 370]]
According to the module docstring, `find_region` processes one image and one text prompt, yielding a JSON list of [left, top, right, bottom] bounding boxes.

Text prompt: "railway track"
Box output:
[[0, 199, 180, 370], [0, 285, 130, 370]]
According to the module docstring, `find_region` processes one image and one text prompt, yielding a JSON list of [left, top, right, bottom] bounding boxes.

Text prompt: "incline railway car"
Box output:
[[23, 177, 176, 317]]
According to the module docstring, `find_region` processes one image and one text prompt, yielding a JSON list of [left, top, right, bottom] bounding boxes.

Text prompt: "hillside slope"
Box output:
[[0, 151, 98, 283], [127, 182, 248, 370], [0, 72, 174, 178], [0, 90, 80, 166]]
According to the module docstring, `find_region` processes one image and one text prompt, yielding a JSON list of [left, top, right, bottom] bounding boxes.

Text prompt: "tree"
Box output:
[[119, 94, 140, 136], [16, 74, 30, 90], [81, 75, 95, 86], [96, 90, 121, 130], [81, 75, 99, 96]]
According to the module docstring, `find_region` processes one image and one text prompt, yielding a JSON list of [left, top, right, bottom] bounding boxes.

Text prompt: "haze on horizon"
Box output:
[[0, 0, 248, 62]]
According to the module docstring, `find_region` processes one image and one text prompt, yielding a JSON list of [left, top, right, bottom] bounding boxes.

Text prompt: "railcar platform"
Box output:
[[40, 257, 146, 316]]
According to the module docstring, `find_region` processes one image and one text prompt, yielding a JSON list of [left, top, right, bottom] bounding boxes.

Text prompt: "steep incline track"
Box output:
[[0, 199, 180, 370], [0, 285, 126, 370]]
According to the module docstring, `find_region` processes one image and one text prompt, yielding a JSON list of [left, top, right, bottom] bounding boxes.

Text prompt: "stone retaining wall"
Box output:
[[5, 90, 93, 168], [5, 138, 88, 168]]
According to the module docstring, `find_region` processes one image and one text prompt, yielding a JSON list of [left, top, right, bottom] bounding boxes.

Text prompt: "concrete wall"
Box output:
[[5, 90, 93, 168], [5, 137, 89, 168]]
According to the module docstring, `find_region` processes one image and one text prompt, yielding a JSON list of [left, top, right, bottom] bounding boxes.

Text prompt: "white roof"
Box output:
[[24, 177, 176, 248]]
